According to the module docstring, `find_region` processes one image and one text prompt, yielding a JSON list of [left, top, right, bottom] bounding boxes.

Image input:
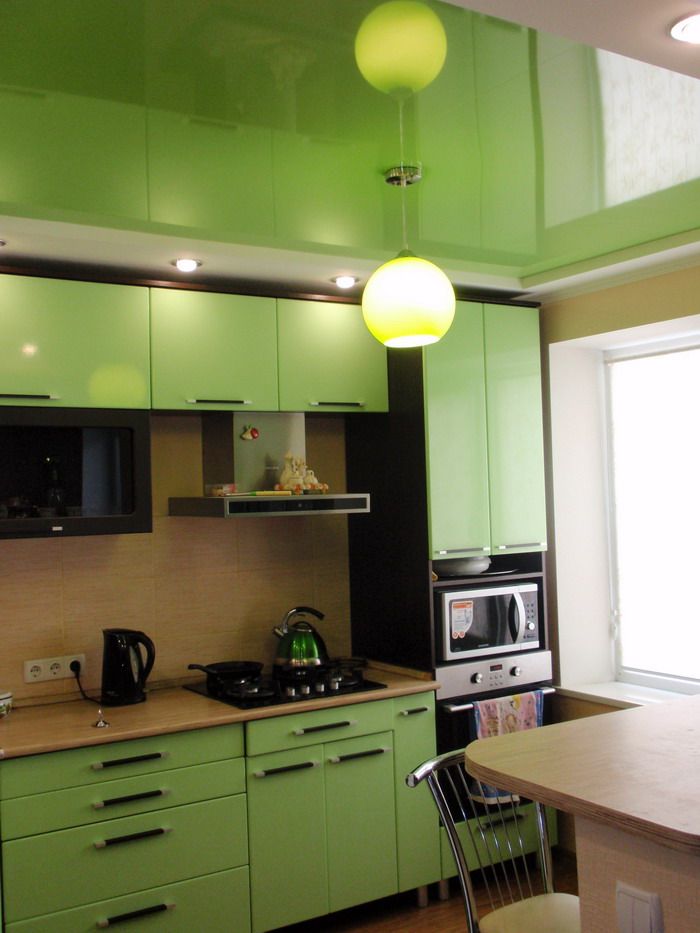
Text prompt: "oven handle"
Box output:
[[443, 686, 556, 714]]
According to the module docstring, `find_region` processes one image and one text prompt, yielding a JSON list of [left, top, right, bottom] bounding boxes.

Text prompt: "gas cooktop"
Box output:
[[184, 662, 387, 710]]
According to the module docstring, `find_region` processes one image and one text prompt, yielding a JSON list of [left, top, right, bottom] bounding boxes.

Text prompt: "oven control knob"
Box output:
[[471, 673, 483, 684], [510, 666, 522, 677], [526, 621, 536, 631]]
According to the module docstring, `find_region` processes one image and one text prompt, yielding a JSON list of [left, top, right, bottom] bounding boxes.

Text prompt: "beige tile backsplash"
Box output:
[[1, 414, 352, 701]]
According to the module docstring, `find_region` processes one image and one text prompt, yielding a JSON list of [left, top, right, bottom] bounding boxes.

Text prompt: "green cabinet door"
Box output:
[[0, 87, 147, 221], [246, 747, 328, 933], [324, 731, 397, 912], [0, 275, 150, 408], [150, 289, 278, 411], [484, 304, 547, 554], [424, 301, 490, 558], [277, 299, 388, 412], [392, 693, 441, 892], [147, 109, 274, 239]]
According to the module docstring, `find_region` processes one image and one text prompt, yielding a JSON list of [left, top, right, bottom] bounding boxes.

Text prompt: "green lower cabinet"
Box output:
[[392, 693, 442, 891], [440, 802, 558, 877], [324, 731, 397, 913], [2, 795, 247, 923], [6, 867, 250, 933], [246, 746, 328, 933]]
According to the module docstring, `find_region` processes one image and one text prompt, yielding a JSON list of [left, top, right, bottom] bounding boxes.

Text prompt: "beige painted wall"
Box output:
[[0, 414, 352, 703]]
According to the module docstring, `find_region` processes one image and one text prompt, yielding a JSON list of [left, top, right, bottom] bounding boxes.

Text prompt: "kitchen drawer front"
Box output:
[[245, 699, 393, 756], [0, 724, 243, 799], [2, 795, 248, 922], [6, 866, 251, 933], [1, 758, 244, 839]]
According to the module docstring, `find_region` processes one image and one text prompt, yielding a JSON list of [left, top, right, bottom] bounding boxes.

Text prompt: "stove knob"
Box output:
[[471, 672, 483, 684], [315, 682, 326, 694], [510, 666, 522, 677], [329, 677, 341, 692], [300, 684, 311, 696], [285, 685, 297, 698]]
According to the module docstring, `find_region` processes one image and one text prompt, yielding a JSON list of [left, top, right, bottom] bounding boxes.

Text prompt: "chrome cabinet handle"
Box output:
[[399, 706, 430, 716], [435, 547, 489, 555], [309, 400, 365, 407], [253, 760, 319, 778], [0, 392, 60, 400], [94, 826, 171, 849], [293, 719, 357, 736], [97, 902, 175, 927], [496, 542, 546, 550], [93, 789, 169, 810], [185, 398, 252, 405], [328, 747, 389, 764], [91, 751, 168, 771]]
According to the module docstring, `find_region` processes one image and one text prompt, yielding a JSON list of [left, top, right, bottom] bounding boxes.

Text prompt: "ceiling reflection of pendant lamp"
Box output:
[[355, 2, 454, 348], [355, 0, 447, 96]]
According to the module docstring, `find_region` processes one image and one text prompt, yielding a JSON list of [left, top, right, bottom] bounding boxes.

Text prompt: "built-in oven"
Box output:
[[435, 650, 554, 755]]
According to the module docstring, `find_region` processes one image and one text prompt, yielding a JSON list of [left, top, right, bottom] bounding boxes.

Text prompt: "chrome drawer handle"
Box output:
[[293, 719, 357, 736], [0, 392, 60, 400], [253, 760, 319, 778], [97, 902, 175, 927], [93, 789, 169, 810], [328, 747, 390, 764], [399, 706, 430, 716], [496, 542, 546, 550], [94, 827, 171, 849], [91, 751, 168, 771], [309, 400, 365, 408], [436, 547, 489, 555], [185, 397, 252, 405]]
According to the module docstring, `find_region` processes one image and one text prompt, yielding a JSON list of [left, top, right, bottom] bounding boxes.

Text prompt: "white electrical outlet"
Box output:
[[23, 654, 87, 683]]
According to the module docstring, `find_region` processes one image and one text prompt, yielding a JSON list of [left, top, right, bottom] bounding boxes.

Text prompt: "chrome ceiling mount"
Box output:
[[384, 163, 422, 186]]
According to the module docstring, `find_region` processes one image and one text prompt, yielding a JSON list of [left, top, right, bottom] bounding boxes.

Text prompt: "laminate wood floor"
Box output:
[[278, 848, 578, 933]]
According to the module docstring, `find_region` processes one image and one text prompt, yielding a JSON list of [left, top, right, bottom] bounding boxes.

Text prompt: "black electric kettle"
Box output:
[[101, 628, 156, 706]]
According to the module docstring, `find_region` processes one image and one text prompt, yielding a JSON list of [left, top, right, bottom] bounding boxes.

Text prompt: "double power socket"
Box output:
[[24, 654, 86, 683]]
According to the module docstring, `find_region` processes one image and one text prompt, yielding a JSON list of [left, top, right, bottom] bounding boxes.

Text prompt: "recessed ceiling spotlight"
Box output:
[[172, 258, 202, 273], [670, 13, 700, 43], [331, 275, 359, 289]]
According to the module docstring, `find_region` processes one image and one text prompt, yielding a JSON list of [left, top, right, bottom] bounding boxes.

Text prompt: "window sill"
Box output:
[[556, 681, 689, 709]]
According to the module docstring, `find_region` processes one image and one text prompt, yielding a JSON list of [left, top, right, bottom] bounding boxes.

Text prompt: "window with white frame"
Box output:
[[606, 344, 700, 693]]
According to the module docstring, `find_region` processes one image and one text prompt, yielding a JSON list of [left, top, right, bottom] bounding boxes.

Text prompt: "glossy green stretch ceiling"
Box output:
[[0, 0, 698, 285]]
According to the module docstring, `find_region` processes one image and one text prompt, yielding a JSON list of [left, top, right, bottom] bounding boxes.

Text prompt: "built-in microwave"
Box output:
[[0, 407, 151, 539], [437, 582, 540, 663]]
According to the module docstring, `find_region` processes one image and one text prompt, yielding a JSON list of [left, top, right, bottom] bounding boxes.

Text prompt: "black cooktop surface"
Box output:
[[185, 676, 387, 710]]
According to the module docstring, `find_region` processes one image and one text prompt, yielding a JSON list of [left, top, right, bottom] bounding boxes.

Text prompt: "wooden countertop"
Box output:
[[0, 670, 438, 759], [466, 693, 700, 854]]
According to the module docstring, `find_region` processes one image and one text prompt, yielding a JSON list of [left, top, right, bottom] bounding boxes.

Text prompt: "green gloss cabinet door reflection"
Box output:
[[424, 301, 491, 558], [150, 289, 278, 411], [246, 748, 328, 933], [277, 299, 388, 412], [0, 275, 150, 408], [324, 731, 397, 913], [147, 109, 274, 238], [0, 88, 148, 220], [484, 304, 547, 554], [392, 693, 441, 891]]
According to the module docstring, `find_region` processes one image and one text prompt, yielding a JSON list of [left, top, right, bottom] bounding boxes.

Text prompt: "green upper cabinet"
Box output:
[[150, 289, 278, 411], [0, 275, 150, 408], [277, 299, 388, 413], [484, 304, 547, 554], [424, 301, 491, 559], [423, 301, 546, 558], [0, 87, 148, 222], [147, 109, 274, 238]]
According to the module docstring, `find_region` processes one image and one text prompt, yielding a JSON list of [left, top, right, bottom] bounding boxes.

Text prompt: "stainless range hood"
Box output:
[[169, 492, 370, 518], [168, 411, 371, 519]]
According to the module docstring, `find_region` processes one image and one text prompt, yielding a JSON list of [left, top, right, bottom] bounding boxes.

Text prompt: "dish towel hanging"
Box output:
[[471, 690, 544, 804]]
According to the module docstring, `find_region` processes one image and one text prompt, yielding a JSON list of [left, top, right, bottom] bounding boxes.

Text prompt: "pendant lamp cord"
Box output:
[[398, 97, 409, 252]]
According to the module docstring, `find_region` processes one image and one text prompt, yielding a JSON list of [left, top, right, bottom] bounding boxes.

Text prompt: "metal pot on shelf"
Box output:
[[272, 606, 329, 672]]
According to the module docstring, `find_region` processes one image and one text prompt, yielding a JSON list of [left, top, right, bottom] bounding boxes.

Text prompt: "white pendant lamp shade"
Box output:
[[355, 1, 447, 95], [361, 252, 456, 348]]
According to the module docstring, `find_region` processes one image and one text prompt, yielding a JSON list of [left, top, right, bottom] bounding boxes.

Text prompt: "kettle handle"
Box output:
[[134, 631, 156, 683]]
